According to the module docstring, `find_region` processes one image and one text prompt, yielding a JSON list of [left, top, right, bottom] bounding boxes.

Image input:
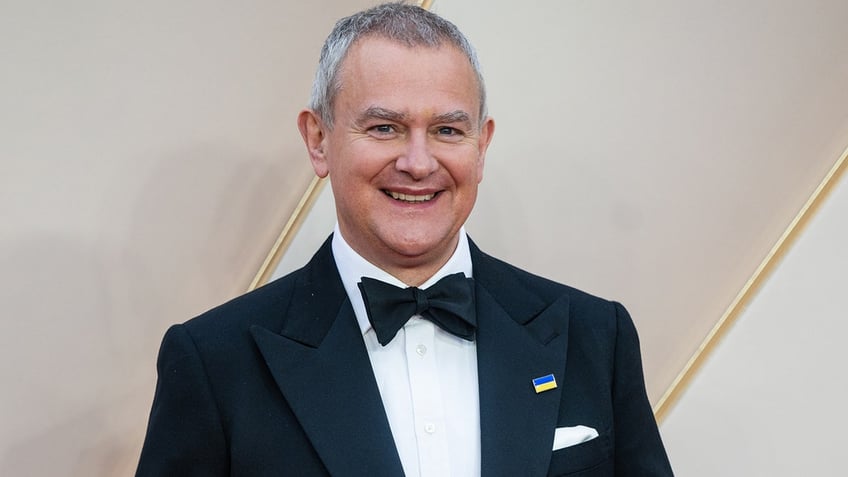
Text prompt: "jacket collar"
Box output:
[[251, 235, 571, 476], [470, 239, 571, 476], [250, 237, 404, 476]]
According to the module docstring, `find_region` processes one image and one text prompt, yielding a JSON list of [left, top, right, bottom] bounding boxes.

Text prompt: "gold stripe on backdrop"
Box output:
[[248, 176, 326, 291], [248, 0, 436, 292], [654, 144, 848, 422]]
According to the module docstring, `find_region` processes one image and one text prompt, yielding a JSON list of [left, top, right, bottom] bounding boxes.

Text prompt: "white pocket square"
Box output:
[[552, 425, 599, 451]]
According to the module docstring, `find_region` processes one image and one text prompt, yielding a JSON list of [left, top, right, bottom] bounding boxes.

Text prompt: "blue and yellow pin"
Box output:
[[532, 374, 557, 394]]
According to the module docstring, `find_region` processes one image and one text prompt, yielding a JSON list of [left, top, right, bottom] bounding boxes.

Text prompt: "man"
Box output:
[[137, 3, 673, 476]]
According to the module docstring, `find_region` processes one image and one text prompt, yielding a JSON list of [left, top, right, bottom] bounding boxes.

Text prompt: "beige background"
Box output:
[[0, 0, 375, 474], [661, 169, 848, 476], [2, 0, 847, 474]]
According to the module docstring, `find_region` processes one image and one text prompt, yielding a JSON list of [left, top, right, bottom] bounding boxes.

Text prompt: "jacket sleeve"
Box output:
[[136, 324, 229, 476], [611, 302, 674, 476]]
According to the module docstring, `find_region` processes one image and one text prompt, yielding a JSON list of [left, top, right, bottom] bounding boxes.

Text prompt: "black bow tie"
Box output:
[[358, 272, 476, 346]]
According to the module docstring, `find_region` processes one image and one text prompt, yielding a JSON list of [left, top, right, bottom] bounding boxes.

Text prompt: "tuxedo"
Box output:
[[137, 236, 672, 476]]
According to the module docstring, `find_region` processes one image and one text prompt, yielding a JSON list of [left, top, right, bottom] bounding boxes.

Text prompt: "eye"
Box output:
[[369, 124, 397, 136], [434, 126, 466, 142]]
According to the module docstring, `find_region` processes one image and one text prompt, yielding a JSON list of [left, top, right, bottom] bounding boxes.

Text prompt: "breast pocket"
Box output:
[[547, 433, 612, 477]]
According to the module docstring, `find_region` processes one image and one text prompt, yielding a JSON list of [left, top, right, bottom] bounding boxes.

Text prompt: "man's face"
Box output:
[[300, 36, 494, 282]]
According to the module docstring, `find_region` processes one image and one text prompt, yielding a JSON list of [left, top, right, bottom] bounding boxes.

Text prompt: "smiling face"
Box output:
[[298, 36, 495, 285]]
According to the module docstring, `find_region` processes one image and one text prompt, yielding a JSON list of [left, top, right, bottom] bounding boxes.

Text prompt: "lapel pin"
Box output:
[[532, 374, 557, 394]]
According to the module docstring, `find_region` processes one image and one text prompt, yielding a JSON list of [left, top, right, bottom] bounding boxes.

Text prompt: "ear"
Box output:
[[297, 109, 330, 178], [475, 116, 495, 182]]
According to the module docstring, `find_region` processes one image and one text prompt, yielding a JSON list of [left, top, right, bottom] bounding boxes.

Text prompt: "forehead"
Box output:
[[335, 36, 481, 118]]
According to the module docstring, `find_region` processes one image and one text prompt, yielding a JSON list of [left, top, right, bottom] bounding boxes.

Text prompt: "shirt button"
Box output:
[[416, 344, 427, 356], [424, 422, 436, 434]]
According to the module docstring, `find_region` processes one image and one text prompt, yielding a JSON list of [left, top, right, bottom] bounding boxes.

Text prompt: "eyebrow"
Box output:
[[432, 110, 471, 126], [356, 107, 407, 126]]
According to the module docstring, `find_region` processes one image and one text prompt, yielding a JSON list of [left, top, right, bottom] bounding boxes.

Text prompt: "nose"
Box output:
[[395, 130, 438, 180]]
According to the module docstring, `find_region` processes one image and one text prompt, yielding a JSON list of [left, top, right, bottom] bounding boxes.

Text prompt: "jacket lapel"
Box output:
[[472, 243, 571, 477], [250, 239, 404, 477]]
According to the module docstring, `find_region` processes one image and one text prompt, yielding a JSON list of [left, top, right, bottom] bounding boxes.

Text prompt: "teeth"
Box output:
[[387, 191, 435, 202]]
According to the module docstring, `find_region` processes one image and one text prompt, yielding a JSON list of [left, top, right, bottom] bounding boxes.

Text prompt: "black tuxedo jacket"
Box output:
[[137, 237, 672, 476]]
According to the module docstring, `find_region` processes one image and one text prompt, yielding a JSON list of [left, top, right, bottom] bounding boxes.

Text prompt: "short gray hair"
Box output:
[[308, 2, 487, 128]]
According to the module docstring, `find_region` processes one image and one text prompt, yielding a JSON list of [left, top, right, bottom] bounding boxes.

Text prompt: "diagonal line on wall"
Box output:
[[654, 144, 848, 422], [248, 176, 326, 291]]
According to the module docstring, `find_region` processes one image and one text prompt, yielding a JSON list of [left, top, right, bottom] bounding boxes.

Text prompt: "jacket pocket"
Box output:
[[547, 433, 612, 476]]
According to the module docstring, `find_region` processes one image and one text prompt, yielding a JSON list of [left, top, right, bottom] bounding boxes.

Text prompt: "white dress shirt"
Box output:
[[332, 225, 481, 477]]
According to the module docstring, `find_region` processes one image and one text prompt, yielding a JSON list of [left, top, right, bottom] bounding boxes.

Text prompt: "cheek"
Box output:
[[335, 143, 392, 176], [459, 156, 485, 186]]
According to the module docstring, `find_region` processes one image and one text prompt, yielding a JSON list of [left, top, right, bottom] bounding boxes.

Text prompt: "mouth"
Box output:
[[383, 190, 438, 203]]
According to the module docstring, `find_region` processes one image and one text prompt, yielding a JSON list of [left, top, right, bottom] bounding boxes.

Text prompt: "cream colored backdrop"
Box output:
[[2, 0, 848, 475], [660, 169, 848, 475], [0, 0, 374, 474]]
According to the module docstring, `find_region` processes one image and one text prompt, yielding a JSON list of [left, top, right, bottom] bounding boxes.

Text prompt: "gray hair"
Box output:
[[308, 2, 487, 128]]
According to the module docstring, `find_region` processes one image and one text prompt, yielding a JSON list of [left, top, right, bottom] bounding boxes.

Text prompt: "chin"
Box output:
[[386, 230, 456, 259]]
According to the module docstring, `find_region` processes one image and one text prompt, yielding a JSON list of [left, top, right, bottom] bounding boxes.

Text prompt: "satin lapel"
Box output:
[[250, 305, 403, 477], [250, 240, 403, 477], [475, 278, 571, 477]]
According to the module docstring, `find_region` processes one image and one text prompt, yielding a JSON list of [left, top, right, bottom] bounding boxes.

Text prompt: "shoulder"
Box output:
[[189, 270, 297, 328], [470, 240, 622, 326], [182, 236, 339, 340], [166, 266, 302, 358]]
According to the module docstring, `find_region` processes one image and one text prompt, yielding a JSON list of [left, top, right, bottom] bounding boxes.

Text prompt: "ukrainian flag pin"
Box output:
[[532, 374, 557, 394]]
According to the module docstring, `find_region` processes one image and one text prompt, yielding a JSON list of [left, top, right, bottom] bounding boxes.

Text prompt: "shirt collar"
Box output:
[[331, 224, 473, 336]]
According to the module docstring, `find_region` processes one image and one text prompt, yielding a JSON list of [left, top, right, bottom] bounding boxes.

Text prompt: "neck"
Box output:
[[370, 241, 457, 287], [387, 263, 446, 288], [337, 230, 462, 287]]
